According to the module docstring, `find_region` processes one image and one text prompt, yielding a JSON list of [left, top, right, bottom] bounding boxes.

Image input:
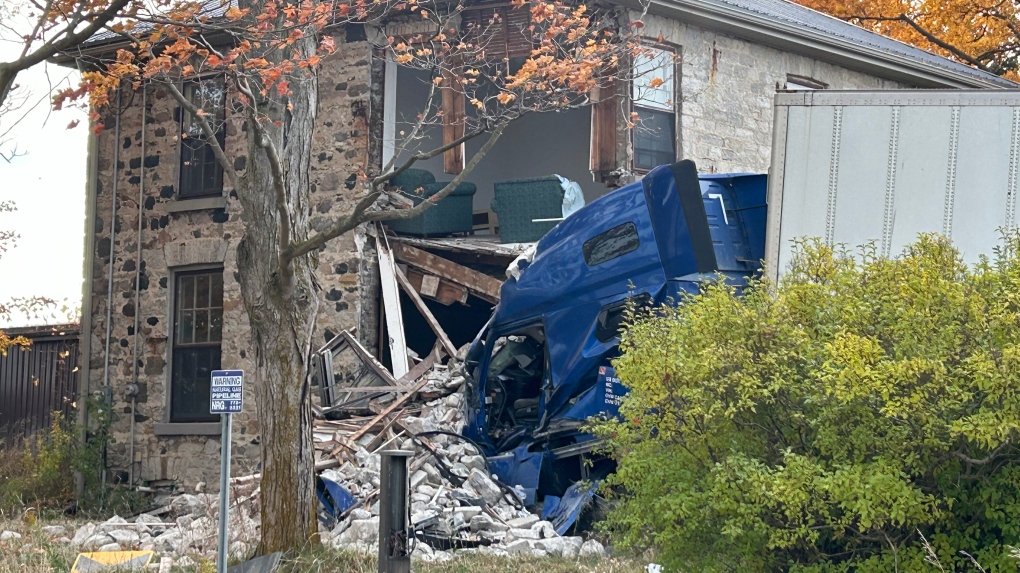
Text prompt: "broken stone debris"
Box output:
[[47, 474, 262, 566], [43, 355, 601, 565], [311, 356, 597, 560]]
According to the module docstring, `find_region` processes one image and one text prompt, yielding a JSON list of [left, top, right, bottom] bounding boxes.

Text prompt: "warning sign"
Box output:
[[210, 369, 244, 414]]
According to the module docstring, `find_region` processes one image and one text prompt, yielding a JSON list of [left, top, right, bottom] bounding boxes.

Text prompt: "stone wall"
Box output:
[[635, 13, 908, 175], [83, 35, 379, 488]]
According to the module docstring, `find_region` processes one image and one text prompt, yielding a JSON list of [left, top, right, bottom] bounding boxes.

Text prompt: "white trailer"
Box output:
[[765, 90, 1020, 280]]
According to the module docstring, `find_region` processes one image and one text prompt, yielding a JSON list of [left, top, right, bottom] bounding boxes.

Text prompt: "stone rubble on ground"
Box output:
[[29, 359, 607, 566], [316, 369, 595, 561]]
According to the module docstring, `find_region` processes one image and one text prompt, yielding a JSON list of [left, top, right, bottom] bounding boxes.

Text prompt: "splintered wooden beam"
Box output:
[[394, 265, 459, 357], [392, 242, 502, 304], [377, 235, 409, 378], [323, 351, 438, 414], [347, 373, 432, 446]]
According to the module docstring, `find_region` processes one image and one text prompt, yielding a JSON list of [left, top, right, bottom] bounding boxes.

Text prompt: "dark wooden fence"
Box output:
[[0, 324, 80, 443]]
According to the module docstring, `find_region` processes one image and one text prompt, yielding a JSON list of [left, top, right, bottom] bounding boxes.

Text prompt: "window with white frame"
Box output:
[[631, 45, 676, 172]]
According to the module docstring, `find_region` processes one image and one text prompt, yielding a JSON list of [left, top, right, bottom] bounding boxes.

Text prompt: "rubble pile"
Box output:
[[314, 372, 606, 561], [32, 476, 261, 571]]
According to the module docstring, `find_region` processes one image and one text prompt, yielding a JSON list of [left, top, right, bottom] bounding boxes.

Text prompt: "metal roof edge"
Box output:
[[638, 0, 1016, 89], [775, 89, 1020, 106], [3, 323, 81, 339]]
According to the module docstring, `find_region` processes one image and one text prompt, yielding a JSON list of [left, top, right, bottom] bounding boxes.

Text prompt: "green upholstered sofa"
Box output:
[[385, 168, 477, 237], [491, 176, 564, 243]]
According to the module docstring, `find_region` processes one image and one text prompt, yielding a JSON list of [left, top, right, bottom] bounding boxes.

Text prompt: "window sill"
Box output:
[[165, 196, 227, 213], [154, 422, 222, 436]]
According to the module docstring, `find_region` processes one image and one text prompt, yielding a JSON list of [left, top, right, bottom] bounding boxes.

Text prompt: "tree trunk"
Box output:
[[232, 18, 320, 553], [237, 256, 319, 553]]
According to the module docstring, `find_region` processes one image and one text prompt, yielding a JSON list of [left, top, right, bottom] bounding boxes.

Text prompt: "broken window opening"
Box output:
[[399, 291, 493, 361], [388, 65, 615, 220], [314, 330, 397, 416]]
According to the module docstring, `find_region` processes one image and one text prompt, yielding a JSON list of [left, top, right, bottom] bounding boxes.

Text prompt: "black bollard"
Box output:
[[378, 450, 414, 573]]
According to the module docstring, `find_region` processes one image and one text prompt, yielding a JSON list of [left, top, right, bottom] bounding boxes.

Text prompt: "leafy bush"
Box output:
[[0, 416, 80, 515], [593, 235, 1020, 572], [0, 397, 120, 517]]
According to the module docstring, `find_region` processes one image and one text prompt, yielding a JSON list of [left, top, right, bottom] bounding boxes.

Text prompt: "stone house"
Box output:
[[59, 0, 1012, 488]]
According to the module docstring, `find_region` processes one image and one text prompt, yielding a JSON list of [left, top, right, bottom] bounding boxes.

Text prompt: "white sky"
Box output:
[[0, 51, 88, 327]]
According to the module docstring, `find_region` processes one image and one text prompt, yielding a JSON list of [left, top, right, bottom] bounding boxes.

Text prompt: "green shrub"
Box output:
[[592, 235, 1020, 572], [0, 397, 122, 517], [0, 416, 79, 515]]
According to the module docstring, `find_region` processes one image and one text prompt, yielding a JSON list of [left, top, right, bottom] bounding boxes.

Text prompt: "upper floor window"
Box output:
[[460, 2, 533, 61], [632, 45, 677, 172], [179, 77, 226, 199]]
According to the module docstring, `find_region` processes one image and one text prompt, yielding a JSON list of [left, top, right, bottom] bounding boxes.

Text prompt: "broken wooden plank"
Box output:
[[348, 374, 432, 445], [392, 242, 503, 304], [326, 385, 417, 393], [377, 233, 410, 378], [364, 410, 406, 452], [394, 265, 459, 357], [337, 331, 396, 385], [324, 349, 439, 414], [391, 234, 531, 258], [406, 268, 468, 305]]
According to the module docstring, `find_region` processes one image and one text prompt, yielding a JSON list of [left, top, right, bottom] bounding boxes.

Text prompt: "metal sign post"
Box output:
[[211, 369, 243, 573]]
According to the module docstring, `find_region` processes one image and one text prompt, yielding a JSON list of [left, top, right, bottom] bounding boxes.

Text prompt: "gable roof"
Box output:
[[59, 0, 1016, 87], [643, 0, 1017, 88]]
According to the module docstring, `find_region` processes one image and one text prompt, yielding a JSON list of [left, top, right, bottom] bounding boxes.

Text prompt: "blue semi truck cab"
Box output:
[[460, 160, 767, 511]]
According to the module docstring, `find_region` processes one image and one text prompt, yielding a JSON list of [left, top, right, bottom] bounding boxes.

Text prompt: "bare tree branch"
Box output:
[[846, 13, 995, 71]]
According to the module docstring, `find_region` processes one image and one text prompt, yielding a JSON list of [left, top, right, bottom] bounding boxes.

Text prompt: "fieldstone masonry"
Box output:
[[84, 34, 380, 488], [82, 18, 919, 489]]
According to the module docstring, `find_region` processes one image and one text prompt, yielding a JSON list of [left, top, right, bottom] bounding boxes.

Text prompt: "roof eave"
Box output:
[[632, 0, 1015, 89]]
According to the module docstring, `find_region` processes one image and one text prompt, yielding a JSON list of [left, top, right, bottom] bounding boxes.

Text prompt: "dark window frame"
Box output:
[[169, 267, 224, 423], [583, 222, 640, 267], [631, 41, 680, 173], [178, 76, 226, 200]]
